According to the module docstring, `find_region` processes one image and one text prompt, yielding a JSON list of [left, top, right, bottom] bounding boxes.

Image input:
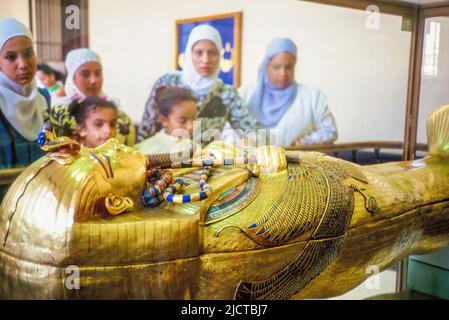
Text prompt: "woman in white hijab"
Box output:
[[50, 48, 135, 146], [239, 38, 338, 147], [0, 18, 51, 200], [0, 18, 51, 167], [137, 24, 256, 145]]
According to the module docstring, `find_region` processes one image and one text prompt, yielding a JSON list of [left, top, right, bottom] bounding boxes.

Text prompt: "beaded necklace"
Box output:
[[142, 153, 220, 207], [141, 148, 255, 208], [141, 166, 213, 208]]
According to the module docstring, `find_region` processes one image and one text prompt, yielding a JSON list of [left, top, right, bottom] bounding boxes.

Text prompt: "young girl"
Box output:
[[50, 48, 135, 147], [36, 63, 64, 99], [68, 96, 118, 148], [134, 87, 198, 156]]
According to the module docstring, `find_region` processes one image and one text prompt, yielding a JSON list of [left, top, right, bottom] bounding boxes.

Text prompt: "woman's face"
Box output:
[[0, 36, 36, 85], [79, 106, 117, 148], [191, 40, 220, 77], [73, 61, 103, 96], [266, 52, 296, 89]]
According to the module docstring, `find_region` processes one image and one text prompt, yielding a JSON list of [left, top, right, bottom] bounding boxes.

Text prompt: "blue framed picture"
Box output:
[[175, 12, 242, 87]]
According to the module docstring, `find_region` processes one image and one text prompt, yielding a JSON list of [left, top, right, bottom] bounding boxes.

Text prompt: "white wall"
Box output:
[[237, 0, 412, 143], [89, 0, 412, 143], [417, 17, 449, 144], [2, 0, 415, 143], [0, 0, 29, 27]]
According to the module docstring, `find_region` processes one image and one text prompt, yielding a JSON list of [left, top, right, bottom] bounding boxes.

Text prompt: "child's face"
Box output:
[[0, 36, 36, 85], [79, 107, 118, 148], [36, 70, 56, 88], [73, 61, 103, 97], [160, 100, 197, 138]]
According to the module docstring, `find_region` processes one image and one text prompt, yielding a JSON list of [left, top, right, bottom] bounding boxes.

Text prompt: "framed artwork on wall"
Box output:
[[175, 12, 242, 87]]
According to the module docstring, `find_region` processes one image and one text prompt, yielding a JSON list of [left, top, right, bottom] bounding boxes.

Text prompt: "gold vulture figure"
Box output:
[[0, 105, 449, 300]]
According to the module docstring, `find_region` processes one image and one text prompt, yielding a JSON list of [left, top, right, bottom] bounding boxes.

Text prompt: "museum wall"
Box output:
[[0, 0, 30, 28], [88, 0, 412, 142], [2, 0, 423, 143]]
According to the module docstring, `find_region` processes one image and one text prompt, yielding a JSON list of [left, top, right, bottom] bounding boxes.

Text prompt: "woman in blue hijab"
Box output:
[[240, 38, 337, 147]]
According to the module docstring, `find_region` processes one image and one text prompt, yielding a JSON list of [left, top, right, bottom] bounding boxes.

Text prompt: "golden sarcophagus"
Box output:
[[0, 105, 448, 300]]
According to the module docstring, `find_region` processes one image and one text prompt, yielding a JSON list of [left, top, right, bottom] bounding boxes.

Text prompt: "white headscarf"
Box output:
[[0, 18, 47, 141], [181, 24, 223, 96], [0, 18, 33, 50], [64, 48, 102, 100]]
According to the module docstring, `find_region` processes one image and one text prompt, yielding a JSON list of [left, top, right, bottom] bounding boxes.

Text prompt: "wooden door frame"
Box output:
[[403, 5, 449, 160], [300, 1, 449, 161], [300, 0, 416, 19], [302, 0, 449, 294], [400, 4, 449, 293]]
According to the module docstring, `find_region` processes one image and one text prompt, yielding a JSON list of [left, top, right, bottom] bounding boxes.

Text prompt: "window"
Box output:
[[422, 21, 441, 78], [30, 0, 89, 64]]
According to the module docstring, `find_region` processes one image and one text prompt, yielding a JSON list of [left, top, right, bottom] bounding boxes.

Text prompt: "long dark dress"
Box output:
[[0, 88, 50, 200]]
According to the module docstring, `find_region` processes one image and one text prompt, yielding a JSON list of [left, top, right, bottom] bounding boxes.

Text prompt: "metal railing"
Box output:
[[287, 141, 428, 163], [0, 140, 428, 187]]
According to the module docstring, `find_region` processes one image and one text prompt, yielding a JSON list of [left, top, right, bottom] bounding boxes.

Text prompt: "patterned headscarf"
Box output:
[[64, 48, 102, 100]]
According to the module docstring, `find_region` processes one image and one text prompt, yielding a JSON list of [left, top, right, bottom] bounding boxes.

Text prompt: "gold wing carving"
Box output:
[[235, 237, 344, 300], [235, 157, 365, 299], [242, 158, 358, 246]]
